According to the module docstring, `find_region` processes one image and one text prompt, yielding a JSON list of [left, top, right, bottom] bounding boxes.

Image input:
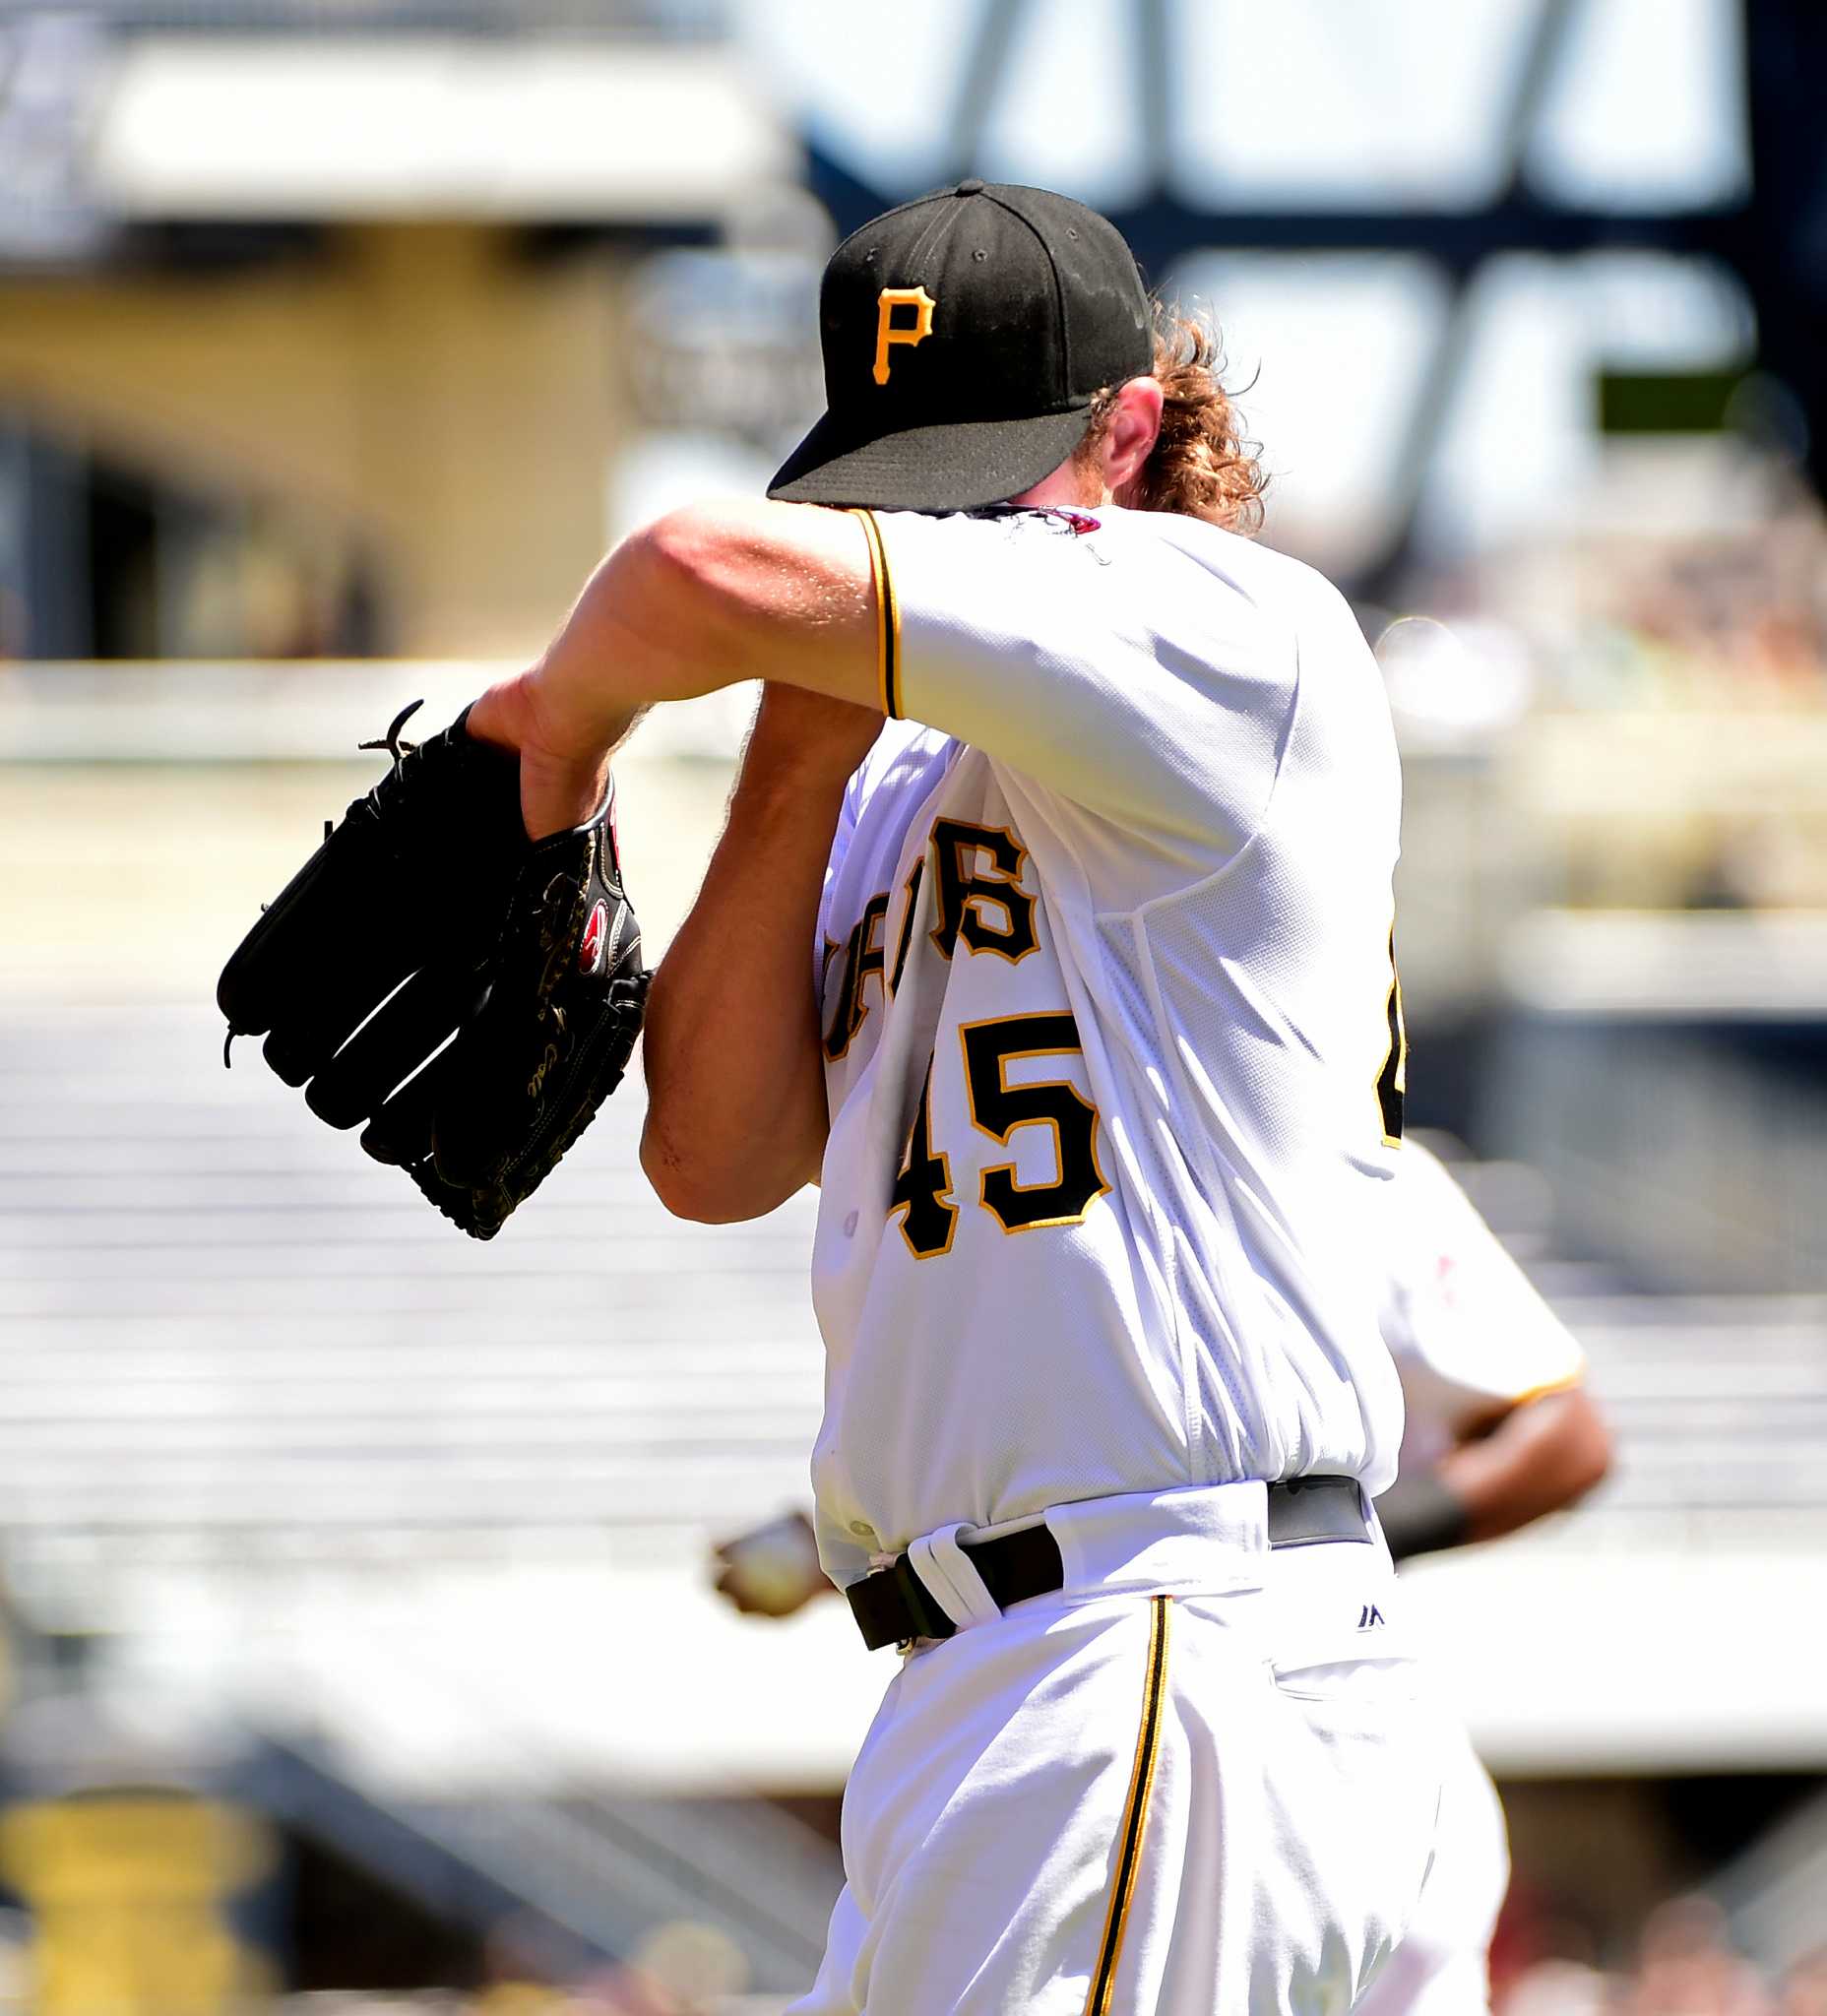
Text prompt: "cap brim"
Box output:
[[767, 405, 1095, 512]]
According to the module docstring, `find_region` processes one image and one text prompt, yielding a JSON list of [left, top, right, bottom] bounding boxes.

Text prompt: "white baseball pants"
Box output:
[[1351, 1717, 1509, 2016], [791, 1481, 1444, 2016]]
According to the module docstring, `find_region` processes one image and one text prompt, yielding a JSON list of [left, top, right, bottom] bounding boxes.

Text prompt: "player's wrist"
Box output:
[[1375, 1472, 1472, 1565], [466, 671, 613, 842]]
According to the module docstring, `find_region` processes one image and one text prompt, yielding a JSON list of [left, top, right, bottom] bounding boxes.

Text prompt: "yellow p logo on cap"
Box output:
[[873, 286, 935, 385]]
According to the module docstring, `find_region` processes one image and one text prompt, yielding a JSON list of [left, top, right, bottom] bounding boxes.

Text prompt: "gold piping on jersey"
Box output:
[[1085, 1595, 1171, 2016], [1506, 1369, 1588, 1411], [850, 508, 902, 719], [1376, 926, 1408, 1149]]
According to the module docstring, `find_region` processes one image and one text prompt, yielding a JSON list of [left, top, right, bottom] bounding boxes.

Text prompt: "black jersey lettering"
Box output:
[[927, 819, 1039, 965]]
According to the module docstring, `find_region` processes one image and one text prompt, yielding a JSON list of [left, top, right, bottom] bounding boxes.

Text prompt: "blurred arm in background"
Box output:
[[711, 1139, 1620, 1610], [709, 1377, 1615, 1610], [1375, 1140, 1613, 1565], [1379, 1381, 1612, 1562]]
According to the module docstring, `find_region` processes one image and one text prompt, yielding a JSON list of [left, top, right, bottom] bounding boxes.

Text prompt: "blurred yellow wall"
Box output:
[[0, 224, 630, 658]]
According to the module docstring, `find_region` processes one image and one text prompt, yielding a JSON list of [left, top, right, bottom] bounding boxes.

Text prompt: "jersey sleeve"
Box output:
[[1379, 1142, 1586, 1418], [858, 505, 1306, 878]]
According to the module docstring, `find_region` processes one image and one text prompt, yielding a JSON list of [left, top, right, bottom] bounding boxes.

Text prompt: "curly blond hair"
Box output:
[[1076, 302, 1267, 535]]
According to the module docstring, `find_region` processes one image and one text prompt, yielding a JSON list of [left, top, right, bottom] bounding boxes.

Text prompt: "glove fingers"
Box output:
[[220, 830, 413, 1040], [359, 1047, 460, 1167], [258, 945, 423, 1087], [426, 1019, 514, 1189], [402, 1153, 493, 1238], [220, 727, 522, 1060], [263, 1026, 319, 1089], [305, 966, 483, 1131]]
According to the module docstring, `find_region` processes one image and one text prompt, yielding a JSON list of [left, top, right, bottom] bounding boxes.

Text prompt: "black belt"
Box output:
[[846, 1476, 1372, 1651]]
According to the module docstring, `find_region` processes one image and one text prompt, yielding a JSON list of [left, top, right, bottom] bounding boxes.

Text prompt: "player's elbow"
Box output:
[[636, 507, 721, 600], [639, 1125, 743, 1223], [639, 1122, 792, 1225], [634, 505, 761, 641]]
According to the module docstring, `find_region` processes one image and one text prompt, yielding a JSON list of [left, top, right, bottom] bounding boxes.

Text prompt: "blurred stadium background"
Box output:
[[0, 0, 1824, 2007]]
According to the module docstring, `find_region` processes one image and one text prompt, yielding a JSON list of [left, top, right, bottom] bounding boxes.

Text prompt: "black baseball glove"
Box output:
[[218, 699, 649, 1239]]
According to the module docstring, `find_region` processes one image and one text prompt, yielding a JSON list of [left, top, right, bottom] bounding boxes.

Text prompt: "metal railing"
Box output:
[[243, 1702, 840, 1993]]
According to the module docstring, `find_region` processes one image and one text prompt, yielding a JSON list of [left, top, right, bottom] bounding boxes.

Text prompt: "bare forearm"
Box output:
[[640, 691, 874, 1222], [641, 771, 835, 1217], [468, 505, 880, 840], [1435, 1386, 1612, 1544]]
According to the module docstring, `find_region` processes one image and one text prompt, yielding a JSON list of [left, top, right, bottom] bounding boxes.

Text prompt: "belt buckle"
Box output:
[[890, 1551, 955, 1645]]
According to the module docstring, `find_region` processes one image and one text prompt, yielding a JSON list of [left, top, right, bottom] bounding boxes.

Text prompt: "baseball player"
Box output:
[[466, 181, 1439, 2012], [716, 1138, 1612, 2014]]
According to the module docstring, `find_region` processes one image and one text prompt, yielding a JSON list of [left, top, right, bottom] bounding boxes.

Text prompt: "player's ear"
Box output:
[[1103, 377, 1164, 500]]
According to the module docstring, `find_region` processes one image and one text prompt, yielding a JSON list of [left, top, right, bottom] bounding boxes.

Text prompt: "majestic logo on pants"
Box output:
[[873, 286, 935, 384]]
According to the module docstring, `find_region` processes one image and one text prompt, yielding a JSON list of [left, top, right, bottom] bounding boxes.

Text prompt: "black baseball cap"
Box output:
[[768, 180, 1153, 513]]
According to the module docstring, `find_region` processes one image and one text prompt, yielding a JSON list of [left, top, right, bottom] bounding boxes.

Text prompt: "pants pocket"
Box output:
[[1269, 1639, 1424, 1708]]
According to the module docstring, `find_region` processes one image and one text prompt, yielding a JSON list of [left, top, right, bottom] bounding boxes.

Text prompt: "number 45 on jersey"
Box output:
[[891, 1013, 1110, 1260]]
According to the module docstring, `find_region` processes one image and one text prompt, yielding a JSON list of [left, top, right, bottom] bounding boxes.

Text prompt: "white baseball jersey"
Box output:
[[810, 503, 1407, 1581], [1379, 1140, 1587, 1473]]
